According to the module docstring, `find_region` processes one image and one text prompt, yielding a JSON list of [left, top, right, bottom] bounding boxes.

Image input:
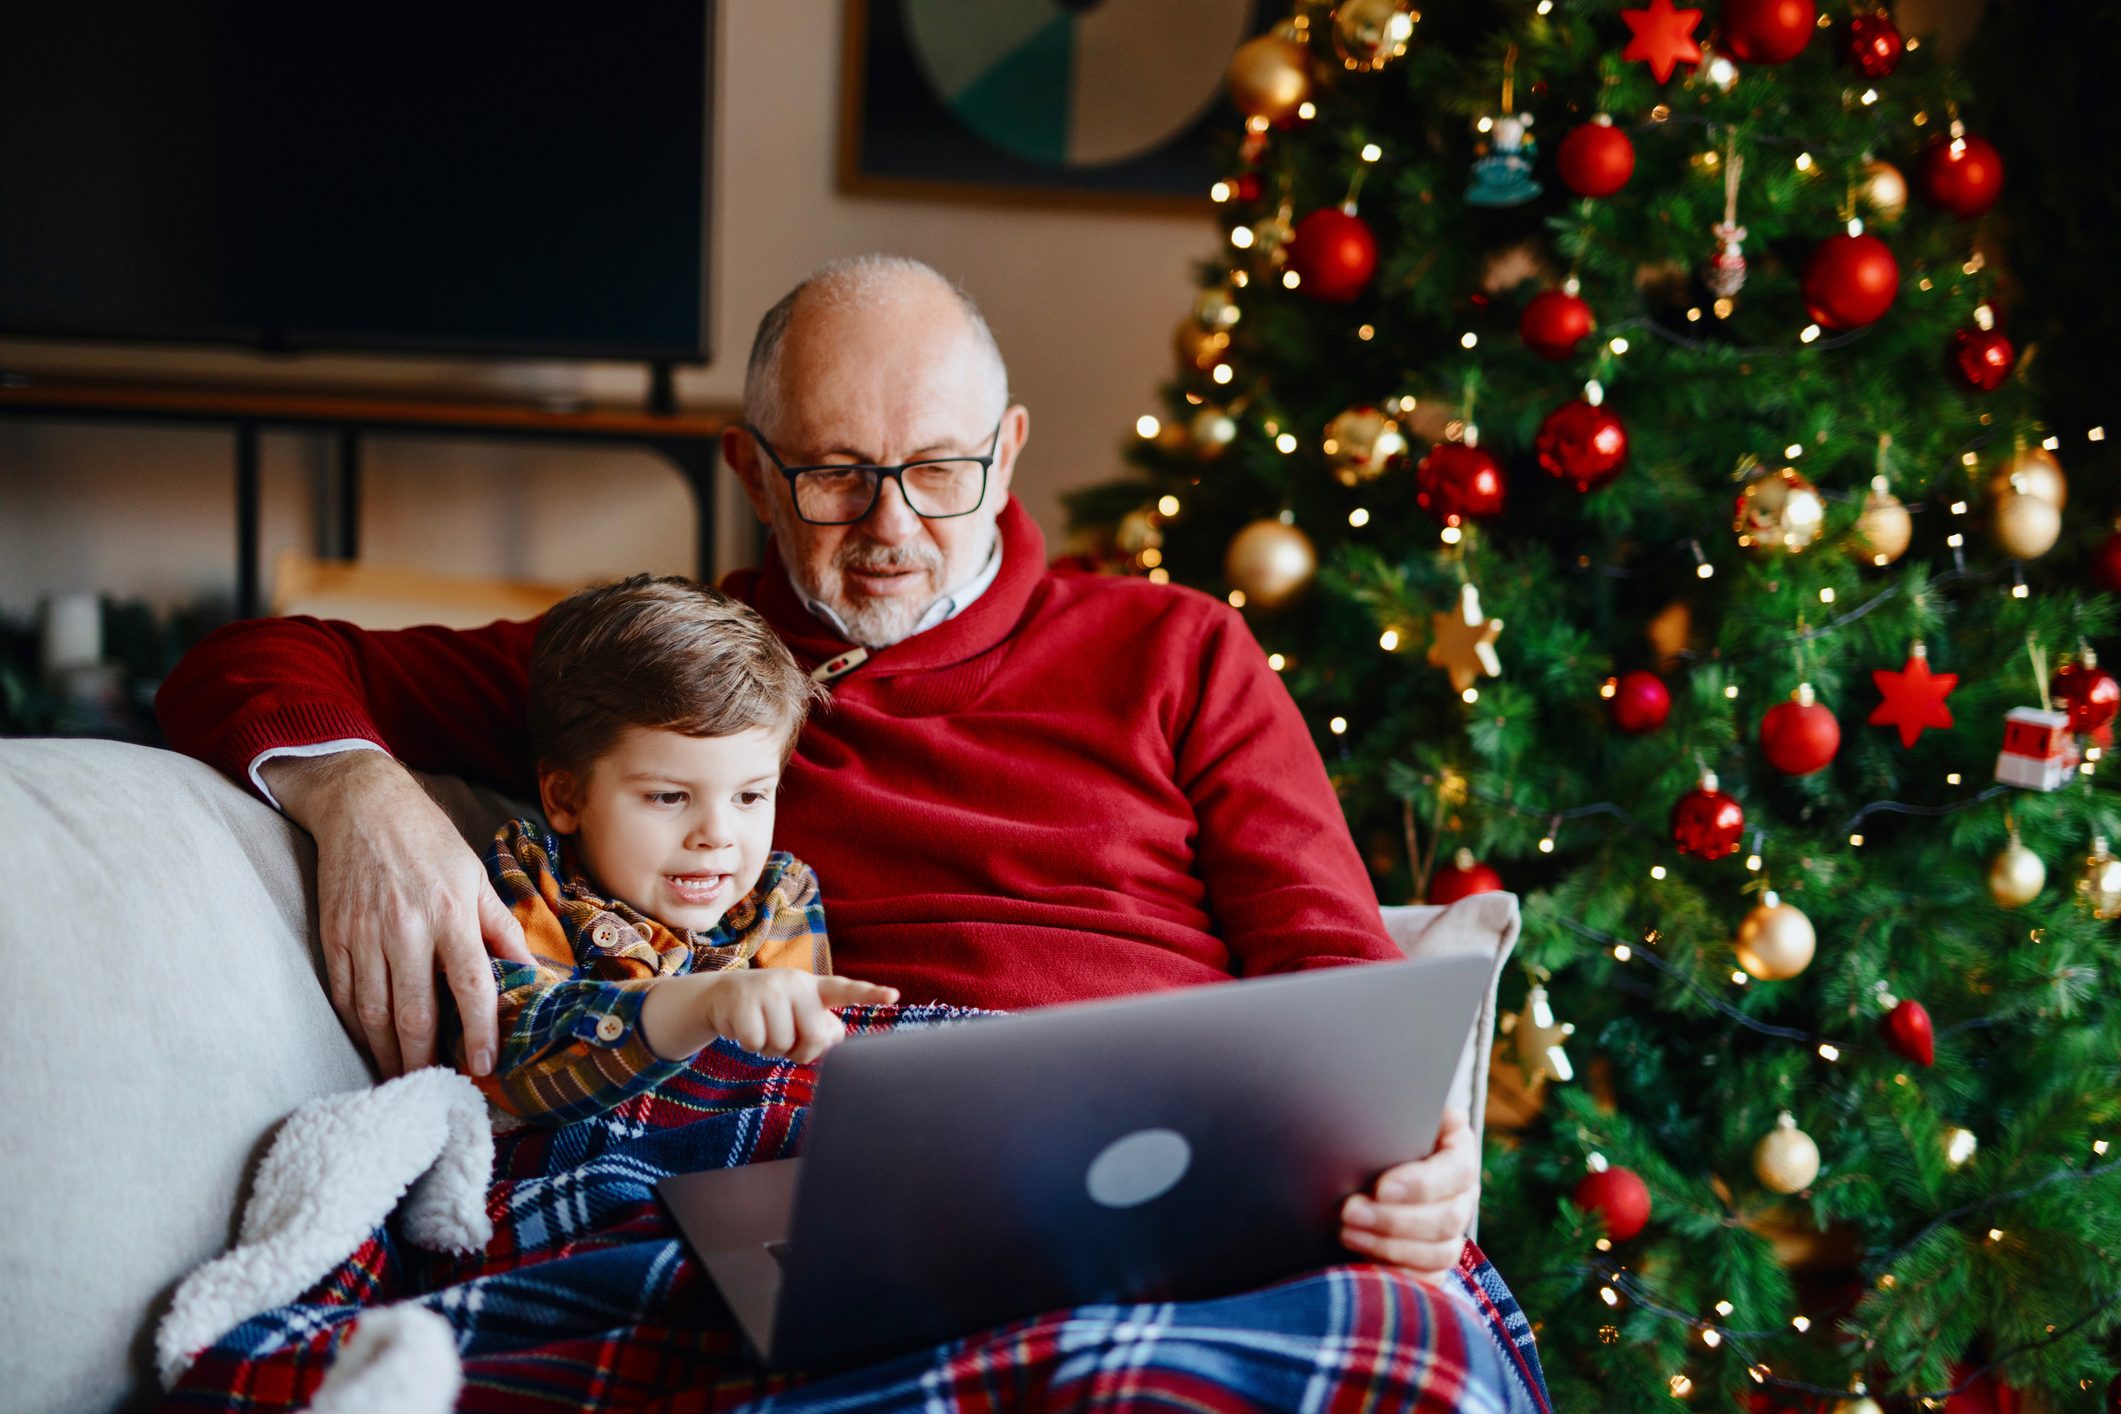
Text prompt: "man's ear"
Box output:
[[537, 765, 583, 835], [722, 425, 774, 526], [990, 403, 1029, 500]]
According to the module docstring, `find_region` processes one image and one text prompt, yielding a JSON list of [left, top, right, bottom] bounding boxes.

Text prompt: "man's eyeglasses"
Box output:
[[744, 420, 1003, 526]]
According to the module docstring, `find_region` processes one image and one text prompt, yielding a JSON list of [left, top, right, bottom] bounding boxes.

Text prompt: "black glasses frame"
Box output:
[[744, 419, 1004, 526]]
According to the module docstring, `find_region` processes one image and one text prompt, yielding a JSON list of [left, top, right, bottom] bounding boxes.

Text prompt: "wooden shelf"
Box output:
[[0, 374, 739, 615]]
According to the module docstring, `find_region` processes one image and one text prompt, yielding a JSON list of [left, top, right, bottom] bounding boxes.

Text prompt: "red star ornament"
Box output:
[[1869, 644, 1958, 748], [1621, 0, 1704, 82]]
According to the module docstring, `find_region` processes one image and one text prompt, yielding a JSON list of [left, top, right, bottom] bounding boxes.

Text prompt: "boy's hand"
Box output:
[[1337, 1106, 1479, 1283], [645, 970, 899, 1064]]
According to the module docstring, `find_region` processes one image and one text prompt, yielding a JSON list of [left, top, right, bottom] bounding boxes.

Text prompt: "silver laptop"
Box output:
[[658, 954, 1494, 1375]]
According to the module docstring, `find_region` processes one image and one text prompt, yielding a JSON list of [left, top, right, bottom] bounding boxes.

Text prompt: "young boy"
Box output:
[[462, 574, 897, 1125]]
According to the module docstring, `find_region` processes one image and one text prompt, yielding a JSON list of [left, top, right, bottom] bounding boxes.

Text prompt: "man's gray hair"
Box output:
[[742, 254, 1009, 434]]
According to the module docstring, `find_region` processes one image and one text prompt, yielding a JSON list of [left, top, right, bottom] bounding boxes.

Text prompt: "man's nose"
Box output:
[[861, 473, 924, 542]]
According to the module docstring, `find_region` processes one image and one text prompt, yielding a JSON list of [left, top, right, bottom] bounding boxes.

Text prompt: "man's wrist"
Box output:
[[259, 748, 408, 831]]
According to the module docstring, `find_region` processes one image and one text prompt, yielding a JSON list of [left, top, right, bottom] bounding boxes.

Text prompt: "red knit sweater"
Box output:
[[155, 499, 1398, 1008]]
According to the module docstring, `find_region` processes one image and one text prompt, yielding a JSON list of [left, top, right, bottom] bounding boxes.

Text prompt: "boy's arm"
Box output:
[[472, 964, 693, 1127]]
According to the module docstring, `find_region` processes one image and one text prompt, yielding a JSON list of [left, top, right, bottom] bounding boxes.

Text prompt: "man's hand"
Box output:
[[263, 751, 534, 1079], [1338, 1105, 1479, 1282], [643, 970, 900, 1064]]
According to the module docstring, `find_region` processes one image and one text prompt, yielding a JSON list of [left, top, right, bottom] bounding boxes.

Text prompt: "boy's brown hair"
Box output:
[[529, 575, 823, 772]]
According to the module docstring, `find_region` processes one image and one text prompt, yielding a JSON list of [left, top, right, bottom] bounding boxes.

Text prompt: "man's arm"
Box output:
[[156, 614, 545, 1076], [1172, 600, 1401, 975]]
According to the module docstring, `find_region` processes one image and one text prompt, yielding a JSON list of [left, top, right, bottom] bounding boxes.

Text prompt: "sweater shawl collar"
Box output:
[[727, 497, 1048, 680]]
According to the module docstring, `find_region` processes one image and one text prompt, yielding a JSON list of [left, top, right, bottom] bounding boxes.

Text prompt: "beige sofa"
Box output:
[[0, 737, 1519, 1413]]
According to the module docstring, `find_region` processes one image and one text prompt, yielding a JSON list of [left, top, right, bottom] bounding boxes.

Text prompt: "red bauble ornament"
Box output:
[[2052, 658, 2121, 735], [1920, 133, 2005, 219], [1520, 289, 1595, 360], [1671, 774, 1745, 859], [1416, 443, 1507, 525], [1882, 998, 1935, 1067], [1571, 1166, 1652, 1241], [1721, 0, 1815, 63], [2093, 530, 2121, 595], [1943, 1366, 2023, 1414], [1557, 117, 1636, 197], [1949, 327, 2016, 391], [1803, 232, 1900, 329], [1760, 686, 1841, 775], [1429, 848, 1503, 904], [1621, 0, 1705, 82], [1847, 10, 1904, 76], [1610, 670, 1671, 733], [1286, 207, 1379, 302], [1536, 400, 1629, 491], [1233, 171, 1263, 204]]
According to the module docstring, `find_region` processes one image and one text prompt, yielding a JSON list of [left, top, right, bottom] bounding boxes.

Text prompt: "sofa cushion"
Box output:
[[0, 740, 372, 1413]]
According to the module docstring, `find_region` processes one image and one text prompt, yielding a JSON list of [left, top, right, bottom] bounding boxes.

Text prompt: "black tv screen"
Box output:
[[0, 2, 712, 361]]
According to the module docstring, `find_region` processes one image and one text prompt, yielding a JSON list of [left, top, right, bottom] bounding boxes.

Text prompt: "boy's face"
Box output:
[[539, 724, 785, 934]]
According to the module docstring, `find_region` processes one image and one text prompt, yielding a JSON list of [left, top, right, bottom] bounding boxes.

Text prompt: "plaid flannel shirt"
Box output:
[[465, 818, 832, 1125]]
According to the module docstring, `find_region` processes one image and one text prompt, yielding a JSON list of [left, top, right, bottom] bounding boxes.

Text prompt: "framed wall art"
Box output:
[[841, 0, 1265, 214]]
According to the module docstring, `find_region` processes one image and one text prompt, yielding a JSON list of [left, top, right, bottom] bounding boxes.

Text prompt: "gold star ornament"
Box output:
[[1429, 582, 1505, 693], [1501, 983, 1576, 1083]]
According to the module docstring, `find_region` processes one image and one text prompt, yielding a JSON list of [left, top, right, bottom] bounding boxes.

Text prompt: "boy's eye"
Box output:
[[645, 791, 687, 806], [738, 789, 774, 806]]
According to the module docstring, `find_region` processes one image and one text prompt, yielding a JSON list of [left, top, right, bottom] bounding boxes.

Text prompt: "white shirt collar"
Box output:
[[799, 535, 1004, 646]]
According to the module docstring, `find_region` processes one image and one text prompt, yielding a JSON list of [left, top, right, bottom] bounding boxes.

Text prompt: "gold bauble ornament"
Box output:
[[1248, 208, 1295, 262], [1115, 509, 1164, 559], [1987, 830, 2046, 908], [1174, 319, 1231, 373], [1190, 406, 1238, 460], [1989, 445, 2068, 511], [1226, 34, 1312, 124], [1834, 1399, 1885, 1414], [1753, 1111, 1822, 1194], [1224, 517, 1317, 609], [1993, 489, 2062, 560], [1332, 0, 1418, 71], [1193, 286, 1241, 332], [1735, 891, 1815, 981], [1860, 159, 1907, 224], [1853, 475, 1912, 566], [1322, 405, 1408, 486], [2077, 835, 2121, 919], [1734, 466, 1826, 555]]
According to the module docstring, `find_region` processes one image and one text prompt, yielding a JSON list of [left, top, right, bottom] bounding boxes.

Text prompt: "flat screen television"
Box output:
[[0, 2, 713, 363]]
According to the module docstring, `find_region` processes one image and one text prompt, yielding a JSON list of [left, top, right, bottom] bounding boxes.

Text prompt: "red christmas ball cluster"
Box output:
[[1416, 443, 1507, 525], [1520, 289, 1595, 361], [2053, 660, 2121, 736], [1720, 0, 1816, 64], [1950, 327, 2015, 391], [1557, 117, 1635, 198], [1429, 851, 1504, 904], [1609, 670, 1671, 733], [1846, 10, 1904, 76], [1671, 777, 1745, 859], [1536, 400, 1629, 491], [1803, 233, 1899, 329], [1287, 207, 1378, 301], [1571, 1166, 1651, 1241], [1760, 691, 1841, 775], [1920, 133, 2004, 218]]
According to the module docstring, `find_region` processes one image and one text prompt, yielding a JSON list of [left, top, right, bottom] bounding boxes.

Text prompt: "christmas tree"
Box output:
[[1070, 1, 2121, 1407]]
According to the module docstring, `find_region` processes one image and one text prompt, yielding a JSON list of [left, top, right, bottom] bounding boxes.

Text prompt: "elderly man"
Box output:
[[157, 256, 1547, 1406]]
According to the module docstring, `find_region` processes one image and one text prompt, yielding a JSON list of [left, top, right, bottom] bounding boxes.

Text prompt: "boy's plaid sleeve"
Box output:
[[476, 962, 689, 1126]]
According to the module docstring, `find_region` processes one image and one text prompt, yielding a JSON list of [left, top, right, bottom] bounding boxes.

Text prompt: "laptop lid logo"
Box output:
[[1085, 1128, 1192, 1209]]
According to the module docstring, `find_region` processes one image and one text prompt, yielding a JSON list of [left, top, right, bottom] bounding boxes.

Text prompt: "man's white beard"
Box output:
[[789, 539, 946, 648]]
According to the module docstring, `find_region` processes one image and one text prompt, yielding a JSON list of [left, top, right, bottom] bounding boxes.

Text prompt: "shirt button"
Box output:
[[594, 1014, 625, 1043], [591, 918, 622, 950]]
